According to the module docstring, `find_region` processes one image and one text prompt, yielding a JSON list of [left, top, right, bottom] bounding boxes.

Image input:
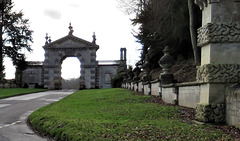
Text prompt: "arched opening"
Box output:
[[61, 57, 81, 89], [4, 57, 16, 80]]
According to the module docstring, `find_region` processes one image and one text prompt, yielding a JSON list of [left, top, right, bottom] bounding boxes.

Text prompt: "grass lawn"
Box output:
[[0, 88, 48, 99], [29, 88, 233, 141]]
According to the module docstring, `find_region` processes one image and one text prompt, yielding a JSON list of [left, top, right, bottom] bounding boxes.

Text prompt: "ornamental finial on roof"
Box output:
[[45, 33, 52, 44], [92, 32, 96, 44], [45, 33, 49, 45], [68, 23, 74, 35]]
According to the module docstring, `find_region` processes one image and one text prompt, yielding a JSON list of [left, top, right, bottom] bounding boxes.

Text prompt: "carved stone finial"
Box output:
[[45, 33, 49, 45], [158, 46, 174, 84], [133, 64, 141, 82], [127, 67, 134, 82], [142, 60, 151, 82], [92, 32, 96, 44], [68, 23, 74, 35], [48, 36, 51, 43]]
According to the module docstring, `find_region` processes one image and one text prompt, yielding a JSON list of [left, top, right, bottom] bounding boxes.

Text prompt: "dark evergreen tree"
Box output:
[[118, 0, 202, 70], [0, 1, 33, 82]]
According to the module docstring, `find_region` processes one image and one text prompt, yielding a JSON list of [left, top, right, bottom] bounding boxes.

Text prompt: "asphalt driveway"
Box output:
[[0, 89, 77, 141]]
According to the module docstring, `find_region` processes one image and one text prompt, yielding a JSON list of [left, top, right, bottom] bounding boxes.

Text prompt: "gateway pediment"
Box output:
[[43, 35, 99, 50]]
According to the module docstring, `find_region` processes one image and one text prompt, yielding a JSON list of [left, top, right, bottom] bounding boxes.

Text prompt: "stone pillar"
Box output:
[[195, 0, 240, 123], [120, 48, 123, 61], [123, 48, 127, 61]]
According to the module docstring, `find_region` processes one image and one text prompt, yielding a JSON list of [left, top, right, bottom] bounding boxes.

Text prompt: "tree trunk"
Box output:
[[0, 10, 4, 82], [188, 0, 200, 65]]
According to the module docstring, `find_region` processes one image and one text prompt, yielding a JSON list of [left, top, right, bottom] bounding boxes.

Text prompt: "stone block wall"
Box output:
[[143, 83, 151, 95], [122, 81, 240, 129], [226, 85, 240, 128], [131, 82, 134, 90], [122, 81, 201, 108], [134, 83, 138, 92], [151, 81, 160, 96], [179, 85, 200, 108], [162, 87, 177, 104], [138, 82, 143, 93]]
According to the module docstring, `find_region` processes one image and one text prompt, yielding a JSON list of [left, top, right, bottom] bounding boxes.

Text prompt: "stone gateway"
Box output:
[[23, 25, 126, 89]]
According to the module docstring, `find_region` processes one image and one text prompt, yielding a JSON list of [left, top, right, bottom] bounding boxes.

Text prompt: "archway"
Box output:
[[43, 33, 99, 90], [61, 57, 81, 89]]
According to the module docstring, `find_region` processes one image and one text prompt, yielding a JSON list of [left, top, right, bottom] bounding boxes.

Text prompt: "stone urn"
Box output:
[[133, 65, 141, 82], [142, 60, 151, 82], [158, 46, 174, 84], [127, 67, 134, 82]]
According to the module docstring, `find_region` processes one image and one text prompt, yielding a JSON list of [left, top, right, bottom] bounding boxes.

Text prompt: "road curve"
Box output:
[[0, 89, 77, 141]]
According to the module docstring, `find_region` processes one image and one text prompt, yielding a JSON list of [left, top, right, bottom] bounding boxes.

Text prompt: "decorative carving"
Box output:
[[194, 0, 220, 10], [197, 22, 240, 47], [196, 103, 225, 123], [68, 23, 74, 35], [197, 64, 240, 83]]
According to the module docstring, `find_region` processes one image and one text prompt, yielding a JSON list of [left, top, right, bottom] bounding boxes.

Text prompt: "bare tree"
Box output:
[[117, 0, 147, 15]]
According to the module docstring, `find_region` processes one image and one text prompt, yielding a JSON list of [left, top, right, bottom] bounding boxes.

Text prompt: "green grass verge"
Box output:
[[0, 88, 48, 99], [29, 88, 233, 140]]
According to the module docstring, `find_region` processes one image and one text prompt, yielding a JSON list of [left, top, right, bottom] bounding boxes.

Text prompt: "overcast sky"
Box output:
[[5, 0, 141, 79]]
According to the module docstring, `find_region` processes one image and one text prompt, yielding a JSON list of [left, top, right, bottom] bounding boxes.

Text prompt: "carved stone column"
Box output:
[[195, 0, 240, 123]]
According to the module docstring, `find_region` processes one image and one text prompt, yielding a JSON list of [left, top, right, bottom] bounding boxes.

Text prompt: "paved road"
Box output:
[[0, 89, 77, 141]]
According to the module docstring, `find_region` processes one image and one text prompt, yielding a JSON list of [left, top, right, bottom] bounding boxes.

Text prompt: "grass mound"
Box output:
[[0, 88, 47, 99], [29, 88, 232, 140]]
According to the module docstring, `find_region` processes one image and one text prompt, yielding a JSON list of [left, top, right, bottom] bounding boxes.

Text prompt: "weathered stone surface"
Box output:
[[196, 103, 225, 123], [142, 61, 151, 82], [197, 64, 240, 83], [151, 81, 160, 96], [159, 46, 174, 84], [179, 85, 200, 108], [143, 83, 151, 95], [226, 84, 240, 129], [197, 22, 240, 47], [194, 0, 220, 10], [162, 87, 177, 104]]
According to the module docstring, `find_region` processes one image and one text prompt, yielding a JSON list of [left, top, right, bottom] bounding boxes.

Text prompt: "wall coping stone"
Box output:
[[151, 79, 160, 83], [162, 81, 201, 88]]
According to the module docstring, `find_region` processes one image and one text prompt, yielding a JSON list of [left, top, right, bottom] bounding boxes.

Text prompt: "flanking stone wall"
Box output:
[[134, 83, 138, 92], [143, 83, 151, 95], [138, 81, 143, 93], [162, 87, 177, 104], [151, 81, 160, 96], [122, 81, 240, 129], [122, 81, 201, 108], [178, 83, 200, 108], [226, 84, 240, 129]]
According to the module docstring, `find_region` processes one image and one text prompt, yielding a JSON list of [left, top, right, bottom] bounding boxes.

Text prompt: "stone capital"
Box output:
[[194, 0, 220, 10]]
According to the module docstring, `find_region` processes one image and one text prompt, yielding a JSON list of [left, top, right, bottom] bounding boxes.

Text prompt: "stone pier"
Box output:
[[195, 0, 240, 123]]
